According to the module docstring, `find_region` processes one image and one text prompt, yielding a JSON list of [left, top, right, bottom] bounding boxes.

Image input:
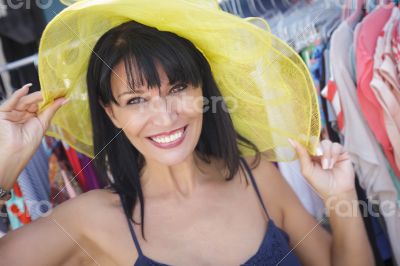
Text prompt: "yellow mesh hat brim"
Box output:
[[38, 0, 320, 160]]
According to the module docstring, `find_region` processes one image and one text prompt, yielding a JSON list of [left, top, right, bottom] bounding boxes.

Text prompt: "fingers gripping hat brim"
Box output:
[[38, 0, 320, 160]]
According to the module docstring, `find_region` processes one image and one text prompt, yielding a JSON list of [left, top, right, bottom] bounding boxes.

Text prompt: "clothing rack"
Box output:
[[0, 53, 38, 74], [0, 53, 38, 99]]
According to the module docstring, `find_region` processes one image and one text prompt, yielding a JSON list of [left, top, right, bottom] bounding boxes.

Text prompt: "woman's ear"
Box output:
[[99, 100, 122, 129]]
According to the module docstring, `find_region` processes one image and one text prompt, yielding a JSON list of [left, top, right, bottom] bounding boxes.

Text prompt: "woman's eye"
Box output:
[[170, 84, 188, 94], [127, 97, 146, 105]]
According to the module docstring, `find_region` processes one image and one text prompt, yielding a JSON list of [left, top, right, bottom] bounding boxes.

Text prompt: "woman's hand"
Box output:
[[0, 84, 67, 189], [289, 139, 355, 201]]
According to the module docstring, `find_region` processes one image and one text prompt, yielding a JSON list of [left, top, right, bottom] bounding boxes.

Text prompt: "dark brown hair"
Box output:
[[87, 20, 260, 239]]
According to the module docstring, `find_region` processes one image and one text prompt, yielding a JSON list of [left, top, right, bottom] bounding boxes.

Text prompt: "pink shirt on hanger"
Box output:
[[356, 4, 400, 176], [331, 22, 400, 260], [370, 7, 400, 173]]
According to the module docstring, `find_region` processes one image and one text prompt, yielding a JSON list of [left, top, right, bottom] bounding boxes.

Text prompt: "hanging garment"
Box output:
[[300, 43, 328, 129], [0, 206, 9, 237], [60, 170, 77, 199], [380, 12, 400, 94], [78, 154, 102, 190], [322, 47, 340, 128], [48, 152, 70, 206], [321, 46, 344, 143], [62, 142, 88, 192], [355, 4, 400, 176], [5, 182, 31, 230], [330, 20, 400, 262], [17, 143, 51, 220], [384, 157, 400, 202], [48, 141, 83, 206], [370, 7, 400, 172], [392, 21, 400, 76], [321, 80, 344, 133], [355, 177, 393, 264]]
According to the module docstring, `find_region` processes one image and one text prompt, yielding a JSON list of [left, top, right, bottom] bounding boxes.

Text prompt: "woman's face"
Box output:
[[104, 62, 204, 165]]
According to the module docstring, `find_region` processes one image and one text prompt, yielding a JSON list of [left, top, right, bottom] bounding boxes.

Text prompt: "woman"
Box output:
[[0, 1, 373, 265]]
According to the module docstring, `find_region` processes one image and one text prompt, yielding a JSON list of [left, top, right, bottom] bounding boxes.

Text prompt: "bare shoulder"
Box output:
[[52, 188, 120, 213], [242, 153, 286, 189], [241, 154, 295, 225], [50, 188, 121, 232]]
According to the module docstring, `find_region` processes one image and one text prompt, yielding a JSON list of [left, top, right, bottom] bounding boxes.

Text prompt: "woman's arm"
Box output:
[[0, 86, 86, 264], [0, 84, 66, 194], [0, 197, 90, 265], [255, 140, 373, 265], [288, 139, 373, 265], [325, 189, 372, 266]]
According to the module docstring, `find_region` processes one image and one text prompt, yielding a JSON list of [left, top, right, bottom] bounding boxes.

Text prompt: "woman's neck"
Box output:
[[140, 153, 220, 201]]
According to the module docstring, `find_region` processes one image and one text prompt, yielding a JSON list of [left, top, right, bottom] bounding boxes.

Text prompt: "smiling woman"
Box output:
[[0, 0, 374, 265], [87, 20, 260, 238]]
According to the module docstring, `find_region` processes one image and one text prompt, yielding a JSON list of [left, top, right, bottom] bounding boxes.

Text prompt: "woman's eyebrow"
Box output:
[[117, 89, 144, 99], [117, 81, 178, 99]]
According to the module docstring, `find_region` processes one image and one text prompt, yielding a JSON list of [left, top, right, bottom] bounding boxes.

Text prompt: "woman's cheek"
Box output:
[[179, 94, 204, 115], [119, 110, 148, 136]]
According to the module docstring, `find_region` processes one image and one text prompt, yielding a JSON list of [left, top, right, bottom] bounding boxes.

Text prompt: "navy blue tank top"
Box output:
[[120, 157, 302, 266]]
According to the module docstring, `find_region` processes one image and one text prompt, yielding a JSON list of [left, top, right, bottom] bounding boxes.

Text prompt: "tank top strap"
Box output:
[[118, 193, 144, 256], [239, 157, 270, 219]]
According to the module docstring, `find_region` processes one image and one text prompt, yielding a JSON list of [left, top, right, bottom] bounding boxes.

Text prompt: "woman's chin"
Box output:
[[149, 150, 194, 166]]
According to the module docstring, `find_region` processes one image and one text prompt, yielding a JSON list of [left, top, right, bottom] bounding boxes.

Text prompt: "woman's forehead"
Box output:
[[111, 61, 180, 99]]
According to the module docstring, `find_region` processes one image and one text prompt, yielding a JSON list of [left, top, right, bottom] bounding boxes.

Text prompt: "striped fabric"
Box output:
[[321, 80, 345, 132], [17, 143, 51, 220]]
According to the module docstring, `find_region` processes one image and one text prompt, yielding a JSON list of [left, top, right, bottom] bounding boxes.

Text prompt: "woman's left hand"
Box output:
[[289, 139, 355, 201]]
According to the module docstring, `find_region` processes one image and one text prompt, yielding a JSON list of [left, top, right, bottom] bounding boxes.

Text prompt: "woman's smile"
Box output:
[[147, 124, 188, 149], [105, 62, 204, 165]]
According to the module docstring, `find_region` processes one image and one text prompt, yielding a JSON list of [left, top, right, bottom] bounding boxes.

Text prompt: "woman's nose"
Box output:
[[150, 96, 178, 127]]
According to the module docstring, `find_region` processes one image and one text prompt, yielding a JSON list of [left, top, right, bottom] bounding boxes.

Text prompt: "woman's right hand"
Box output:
[[0, 84, 67, 190]]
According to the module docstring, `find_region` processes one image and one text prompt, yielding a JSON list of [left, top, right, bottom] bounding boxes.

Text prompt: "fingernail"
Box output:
[[21, 83, 32, 89], [329, 159, 335, 169], [19, 83, 31, 90], [61, 98, 69, 105], [316, 146, 323, 156], [322, 158, 329, 170], [288, 138, 296, 148]]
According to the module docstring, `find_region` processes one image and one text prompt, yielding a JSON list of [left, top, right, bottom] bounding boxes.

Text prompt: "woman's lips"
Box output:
[[147, 125, 188, 149]]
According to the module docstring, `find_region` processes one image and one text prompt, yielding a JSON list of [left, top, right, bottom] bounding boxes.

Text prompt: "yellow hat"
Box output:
[[38, 0, 320, 160]]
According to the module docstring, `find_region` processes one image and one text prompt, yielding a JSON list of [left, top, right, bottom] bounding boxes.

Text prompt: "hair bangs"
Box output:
[[119, 26, 204, 93]]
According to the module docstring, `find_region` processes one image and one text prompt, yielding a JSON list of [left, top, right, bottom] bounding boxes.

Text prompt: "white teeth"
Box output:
[[151, 129, 184, 144]]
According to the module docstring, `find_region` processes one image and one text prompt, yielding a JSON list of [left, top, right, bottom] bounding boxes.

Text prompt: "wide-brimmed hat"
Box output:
[[38, 0, 320, 160]]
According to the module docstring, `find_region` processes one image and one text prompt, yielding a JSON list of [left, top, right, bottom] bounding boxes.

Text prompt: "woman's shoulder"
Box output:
[[49, 188, 122, 231], [75, 188, 120, 205], [241, 153, 281, 180], [241, 154, 291, 225], [55, 188, 120, 211]]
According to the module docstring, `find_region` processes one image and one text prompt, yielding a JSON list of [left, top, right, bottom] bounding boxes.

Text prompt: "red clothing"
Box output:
[[62, 143, 88, 192], [355, 4, 400, 176]]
